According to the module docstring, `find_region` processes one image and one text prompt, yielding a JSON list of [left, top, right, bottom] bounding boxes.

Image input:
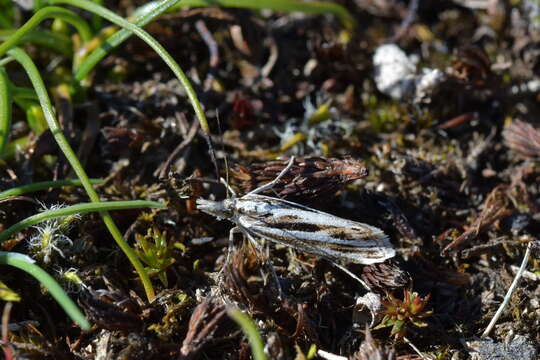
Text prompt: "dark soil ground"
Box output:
[[2, 0, 540, 359]]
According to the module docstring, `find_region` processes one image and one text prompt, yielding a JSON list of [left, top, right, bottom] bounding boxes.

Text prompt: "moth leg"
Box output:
[[243, 231, 284, 297], [328, 261, 372, 292], [247, 156, 295, 195], [217, 226, 242, 282], [219, 177, 237, 197], [227, 226, 243, 264]]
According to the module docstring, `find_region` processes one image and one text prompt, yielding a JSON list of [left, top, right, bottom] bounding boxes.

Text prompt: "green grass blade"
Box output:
[[0, 251, 91, 330], [0, 6, 92, 57], [56, 0, 210, 133], [0, 178, 102, 199], [11, 85, 39, 101], [0, 67, 11, 158], [137, 0, 356, 30], [6, 47, 157, 301], [0, 29, 73, 56], [227, 308, 267, 360], [0, 200, 165, 245]]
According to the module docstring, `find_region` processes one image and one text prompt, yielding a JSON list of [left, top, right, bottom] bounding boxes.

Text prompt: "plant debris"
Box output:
[[2, 1, 540, 359], [231, 156, 368, 200]]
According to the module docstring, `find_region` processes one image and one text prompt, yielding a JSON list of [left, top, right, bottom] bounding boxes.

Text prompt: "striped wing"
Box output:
[[233, 194, 395, 265]]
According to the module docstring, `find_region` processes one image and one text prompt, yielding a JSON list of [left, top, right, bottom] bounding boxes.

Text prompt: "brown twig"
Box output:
[[442, 185, 512, 255], [196, 20, 219, 91], [157, 118, 199, 180], [1, 302, 14, 360]]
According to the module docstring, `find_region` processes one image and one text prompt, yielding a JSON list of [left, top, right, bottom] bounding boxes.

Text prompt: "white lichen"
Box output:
[[373, 43, 445, 103]]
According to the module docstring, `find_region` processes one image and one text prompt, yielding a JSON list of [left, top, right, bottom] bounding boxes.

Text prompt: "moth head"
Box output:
[[196, 198, 234, 220]]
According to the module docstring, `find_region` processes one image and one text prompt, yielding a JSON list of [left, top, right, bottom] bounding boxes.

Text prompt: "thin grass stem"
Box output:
[[0, 7, 92, 57], [0, 68, 11, 158], [0, 200, 164, 244], [50, 0, 210, 133], [0, 251, 91, 330], [0, 178, 102, 199], [6, 47, 157, 301], [136, 0, 356, 30], [227, 308, 267, 360]]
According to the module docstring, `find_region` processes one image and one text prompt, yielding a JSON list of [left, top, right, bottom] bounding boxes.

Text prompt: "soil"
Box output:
[[2, 0, 540, 359]]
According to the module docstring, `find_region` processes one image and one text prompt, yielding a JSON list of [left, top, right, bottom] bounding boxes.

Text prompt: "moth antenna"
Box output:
[[220, 177, 237, 197], [248, 156, 295, 195], [202, 131, 220, 183], [330, 262, 372, 291], [215, 110, 234, 199]]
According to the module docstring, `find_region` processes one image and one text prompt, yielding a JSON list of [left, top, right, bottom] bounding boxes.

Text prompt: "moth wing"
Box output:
[[236, 195, 395, 264]]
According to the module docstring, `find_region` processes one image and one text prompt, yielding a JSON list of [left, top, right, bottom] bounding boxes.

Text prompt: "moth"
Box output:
[[196, 157, 396, 289]]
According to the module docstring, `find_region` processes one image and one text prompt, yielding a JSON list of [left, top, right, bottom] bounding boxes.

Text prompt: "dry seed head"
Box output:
[[361, 261, 411, 290], [231, 156, 368, 200], [503, 120, 540, 159], [350, 327, 396, 360], [180, 298, 227, 358]]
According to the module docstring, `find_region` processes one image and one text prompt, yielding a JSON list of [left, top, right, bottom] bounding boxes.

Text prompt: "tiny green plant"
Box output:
[[375, 289, 433, 339], [0, 0, 357, 345], [0, 280, 20, 302], [57, 267, 86, 293], [134, 225, 177, 287], [0, 251, 90, 330]]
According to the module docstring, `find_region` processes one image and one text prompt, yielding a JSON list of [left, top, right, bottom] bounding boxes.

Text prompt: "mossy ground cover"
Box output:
[[1, 1, 539, 359]]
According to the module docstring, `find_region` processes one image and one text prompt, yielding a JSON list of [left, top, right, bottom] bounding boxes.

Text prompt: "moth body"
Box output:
[[196, 193, 395, 265]]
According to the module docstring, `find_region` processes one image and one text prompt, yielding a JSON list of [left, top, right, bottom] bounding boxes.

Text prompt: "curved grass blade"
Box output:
[[0, 67, 11, 158], [136, 0, 356, 30], [5, 47, 157, 301], [0, 6, 92, 57], [227, 308, 267, 360], [0, 200, 164, 245], [0, 179, 101, 199], [0, 251, 91, 330]]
